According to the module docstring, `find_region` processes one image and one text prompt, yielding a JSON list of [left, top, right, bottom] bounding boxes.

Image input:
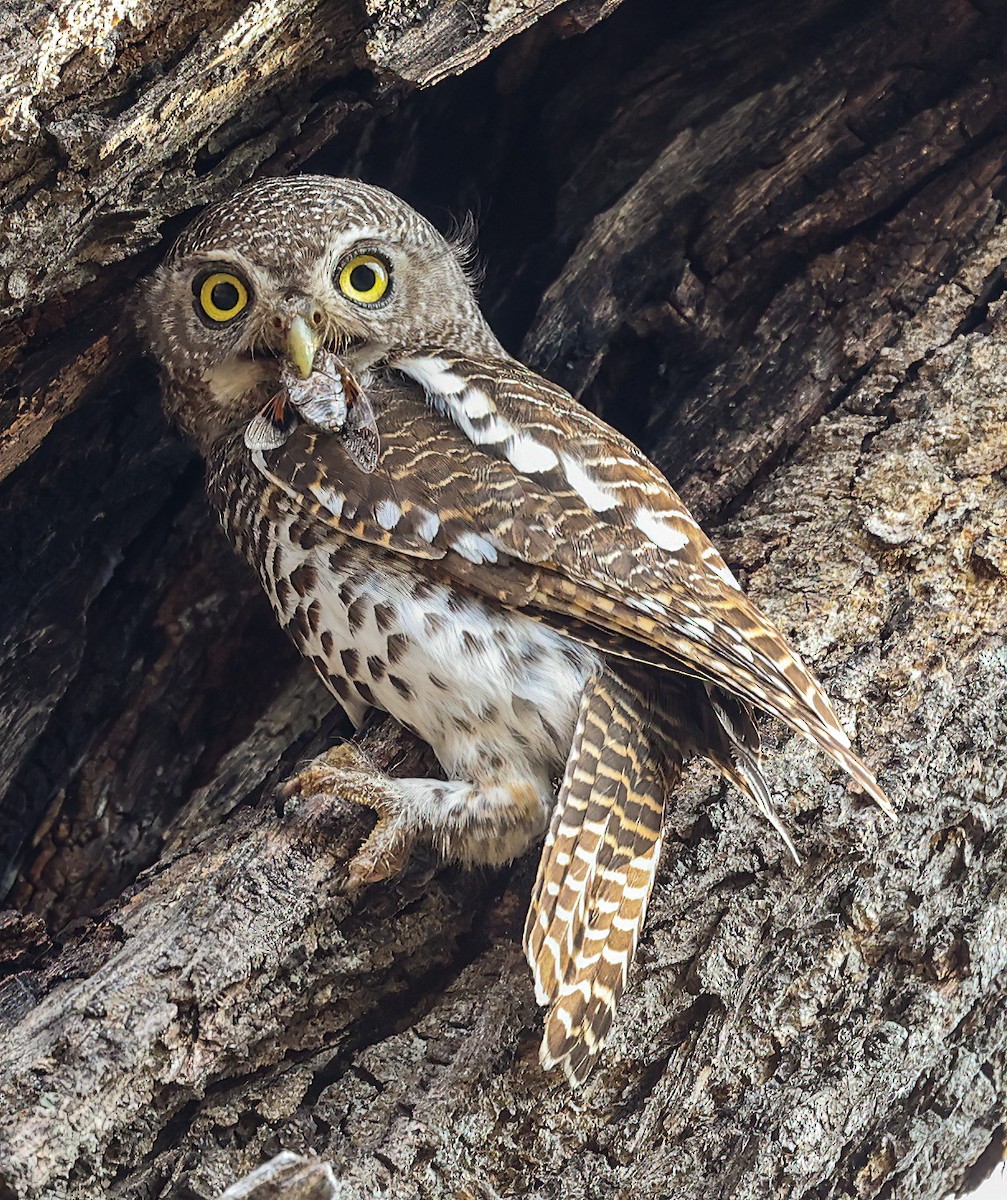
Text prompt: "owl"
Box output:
[[142, 175, 892, 1086]]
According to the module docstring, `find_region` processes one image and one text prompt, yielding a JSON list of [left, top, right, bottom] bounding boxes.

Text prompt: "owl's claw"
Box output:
[[344, 814, 414, 895], [279, 743, 414, 893]]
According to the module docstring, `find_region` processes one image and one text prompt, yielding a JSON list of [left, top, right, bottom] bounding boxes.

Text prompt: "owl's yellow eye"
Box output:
[[196, 271, 249, 323], [338, 253, 390, 305]]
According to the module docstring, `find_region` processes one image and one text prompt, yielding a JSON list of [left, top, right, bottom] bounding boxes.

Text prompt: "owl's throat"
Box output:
[[160, 356, 272, 454]]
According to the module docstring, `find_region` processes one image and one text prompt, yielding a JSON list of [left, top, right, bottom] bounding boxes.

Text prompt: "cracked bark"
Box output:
[[2, 0, 1006, 1197]]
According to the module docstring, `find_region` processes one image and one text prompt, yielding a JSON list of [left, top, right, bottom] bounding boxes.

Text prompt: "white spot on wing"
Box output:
[[635, 507, 691, 552], [397, 355, 466, 395], [429, 392, 515, 447], [700, 542, 742, 588], [452, 531, 499, 564], [477, 414, 515, 445], [506, 435, 559, 474], [309, 482, 345, 520], [414, 508, 441, 541], [374, 499, 402, 531], [461, 387, 495, 419], [709, 561, 742, 589], [560, 453, 617, 511]]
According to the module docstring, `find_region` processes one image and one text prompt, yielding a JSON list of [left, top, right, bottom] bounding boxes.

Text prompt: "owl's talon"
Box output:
[[344, 817, 414, 894], [278, 742, 375, 801], [279, 744, 413, 890]]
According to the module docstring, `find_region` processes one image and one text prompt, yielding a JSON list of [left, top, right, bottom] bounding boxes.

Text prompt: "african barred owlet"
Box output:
[[142, 175, 891, 1086]]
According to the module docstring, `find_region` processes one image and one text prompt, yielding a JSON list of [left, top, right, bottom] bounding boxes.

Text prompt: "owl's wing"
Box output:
[[387, 349, 890, 815]]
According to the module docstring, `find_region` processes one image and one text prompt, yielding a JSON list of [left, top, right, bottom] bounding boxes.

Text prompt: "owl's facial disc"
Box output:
[[183, 242, 396, 380]]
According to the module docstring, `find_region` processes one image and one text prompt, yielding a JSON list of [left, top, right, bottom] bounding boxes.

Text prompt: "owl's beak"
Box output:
[[284, 315, 321, 379]]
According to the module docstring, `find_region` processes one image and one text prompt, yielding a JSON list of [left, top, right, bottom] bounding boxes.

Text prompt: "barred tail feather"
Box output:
[[524, 669, 676, 1086]]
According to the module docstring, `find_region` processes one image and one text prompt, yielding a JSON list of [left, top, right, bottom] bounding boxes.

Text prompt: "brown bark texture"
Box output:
[[1, 0, 1006, 1198]]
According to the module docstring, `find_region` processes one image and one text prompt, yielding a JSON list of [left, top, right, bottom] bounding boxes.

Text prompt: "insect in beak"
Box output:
[[245, 349, 380, 474]]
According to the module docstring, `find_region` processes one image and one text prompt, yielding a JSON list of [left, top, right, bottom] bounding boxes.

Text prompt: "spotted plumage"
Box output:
[[141, 175, 892, 1087]]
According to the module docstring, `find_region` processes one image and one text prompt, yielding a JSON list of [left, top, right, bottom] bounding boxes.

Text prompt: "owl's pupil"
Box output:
[[349, 264, 376, 293], [211, 280, 239, 311]]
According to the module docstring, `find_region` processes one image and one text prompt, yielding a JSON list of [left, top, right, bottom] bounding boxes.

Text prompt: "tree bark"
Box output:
[[2, 1, 1006, 1198]]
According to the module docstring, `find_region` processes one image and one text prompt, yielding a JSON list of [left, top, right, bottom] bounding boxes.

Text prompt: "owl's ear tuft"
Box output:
[[445, 211, 485, 293]]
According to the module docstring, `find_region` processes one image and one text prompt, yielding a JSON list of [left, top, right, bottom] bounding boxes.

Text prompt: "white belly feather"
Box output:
[[265, 525, 598, 786]]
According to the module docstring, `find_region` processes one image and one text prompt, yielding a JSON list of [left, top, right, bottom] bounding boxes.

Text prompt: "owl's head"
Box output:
[[142, 175, 496, 449]]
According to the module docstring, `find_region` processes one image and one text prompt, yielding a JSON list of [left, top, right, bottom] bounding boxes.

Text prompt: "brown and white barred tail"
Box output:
[[524, 668, 678, 1086]]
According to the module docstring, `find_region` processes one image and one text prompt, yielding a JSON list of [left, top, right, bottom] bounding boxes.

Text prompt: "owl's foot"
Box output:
[[279, 743, 414, 893], [281, 747, 554, 885]]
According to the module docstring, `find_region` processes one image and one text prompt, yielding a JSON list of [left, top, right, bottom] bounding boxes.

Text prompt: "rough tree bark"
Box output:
[[1, 1, 1006, 1198]]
